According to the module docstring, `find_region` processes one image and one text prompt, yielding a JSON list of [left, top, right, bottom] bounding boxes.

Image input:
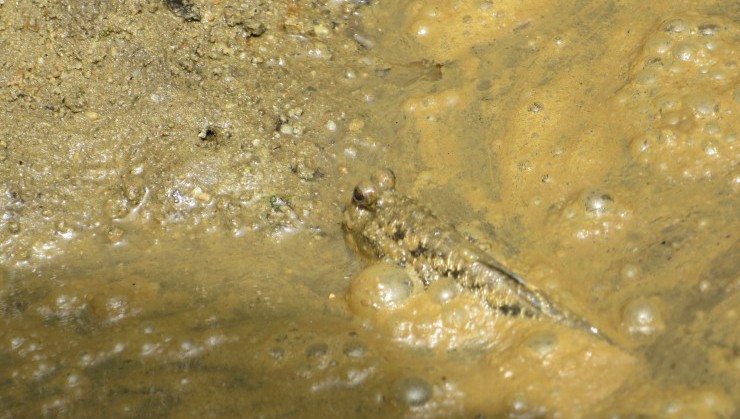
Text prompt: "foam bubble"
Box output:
[[348, 263, 416, 316], [622, 297, 665, 337], [392, 376, 433, 407]]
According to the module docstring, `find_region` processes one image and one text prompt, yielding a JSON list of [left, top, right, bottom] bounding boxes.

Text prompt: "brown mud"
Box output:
[[0, 0, 737, 417]]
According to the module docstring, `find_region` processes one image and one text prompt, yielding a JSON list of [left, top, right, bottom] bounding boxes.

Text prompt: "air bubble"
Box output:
[[622, 298, 665, 336], [428, 278, 459, 304], [704, 39, 719, 51], [141, 343, 160, 356], [620, 264, 640, 281], [661, 111, 682, 126], [348, 263, 415, 316], [584, 190, 614, 216], [702, 140, 718, 156], [342, 341, 368, 358], [67, 372, 81, 387], [686, 94, 718, 116], [105, 226, 125, 244], [392, 376, 433, 407], [414, 23, 430, 38], [655, 93, 682, 113], [635, 69, 658, 85], [672, 42, 696, 62], [305, 342, 329, 359], [104, 297, 130, 323], [704, 121, 721, 135], [708, 70, 726, 81], [698, 22, 720, 36], [645, 34, 673, 55], [663, 19, 689, 33]]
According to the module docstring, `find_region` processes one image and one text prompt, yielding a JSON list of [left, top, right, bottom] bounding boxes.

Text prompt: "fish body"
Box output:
[[343, 169, 606, 339]]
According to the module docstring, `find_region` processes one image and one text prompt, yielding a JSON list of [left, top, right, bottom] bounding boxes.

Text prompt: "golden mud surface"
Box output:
[[1, 0, 737, 417]]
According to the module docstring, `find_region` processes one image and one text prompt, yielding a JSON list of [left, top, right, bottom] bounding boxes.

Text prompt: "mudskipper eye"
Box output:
[[352, 181, 378, 208]]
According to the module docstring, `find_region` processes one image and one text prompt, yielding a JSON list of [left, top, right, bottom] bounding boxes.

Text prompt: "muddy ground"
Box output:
[[0, 0, 738, 417]]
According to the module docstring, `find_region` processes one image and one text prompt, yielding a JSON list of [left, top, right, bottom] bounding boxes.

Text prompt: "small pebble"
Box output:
[[528, 102, 544, 112], [7, 221, 21, 235], [349, 119, 364, 132], [313, 24, 329, 36], [105, 226, 125, 243], [279, 123, 293, 135]]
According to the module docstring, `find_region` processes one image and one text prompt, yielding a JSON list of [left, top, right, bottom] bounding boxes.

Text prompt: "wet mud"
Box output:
[[1, 0, 738, 417]]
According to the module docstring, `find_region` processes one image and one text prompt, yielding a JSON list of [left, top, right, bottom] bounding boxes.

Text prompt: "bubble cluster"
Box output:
[[546, 188, 632, 240], [348, 262, 502, 351], [350, 280, 509, 351], [621, 13, 737, 180], [274, 329, 377, 393], [394, 0, 542, 61]]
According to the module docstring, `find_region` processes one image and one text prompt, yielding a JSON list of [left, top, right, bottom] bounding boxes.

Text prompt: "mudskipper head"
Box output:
[[342, 168, 396, 254]]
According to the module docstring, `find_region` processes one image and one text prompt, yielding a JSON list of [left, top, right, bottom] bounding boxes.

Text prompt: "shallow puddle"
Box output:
[[1, 0, 738, 417]]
